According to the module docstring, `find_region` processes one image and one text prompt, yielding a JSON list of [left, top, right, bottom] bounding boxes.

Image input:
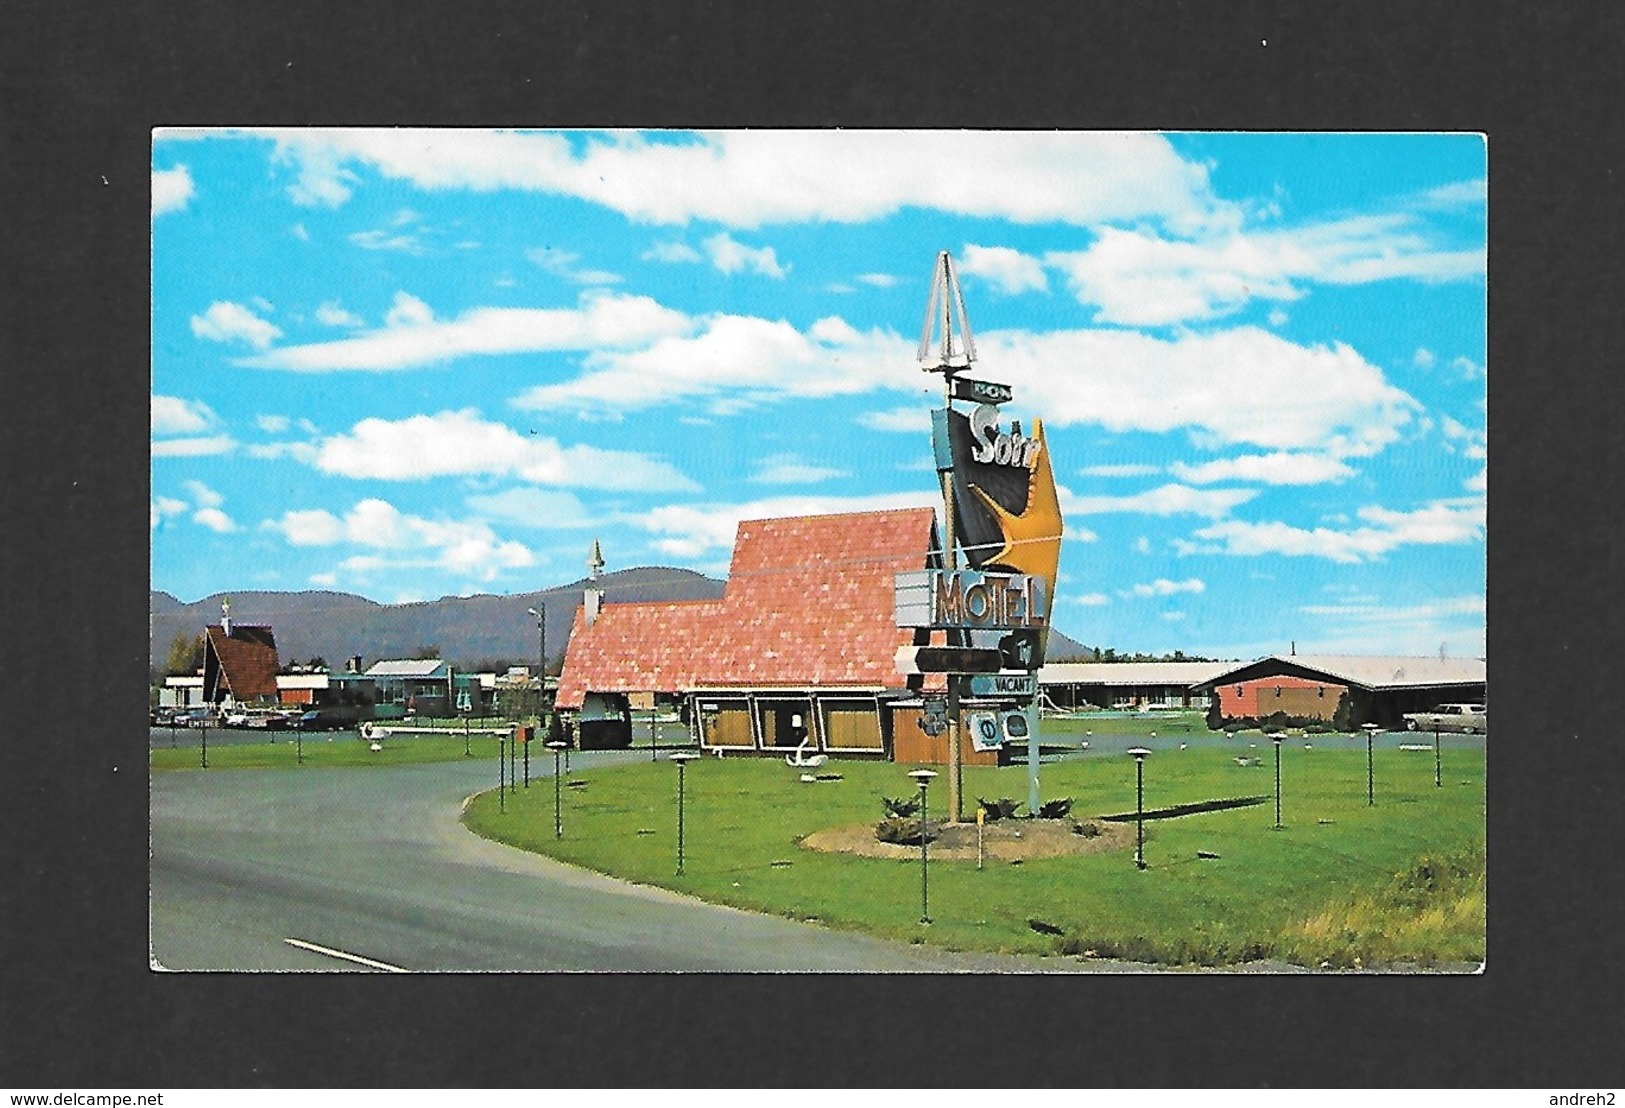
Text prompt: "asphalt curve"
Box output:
[[150, 753, 1162, 973]]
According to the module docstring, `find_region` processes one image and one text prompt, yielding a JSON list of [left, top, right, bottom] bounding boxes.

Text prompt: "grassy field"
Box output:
[[464, 729, 1485, 968], [150, 732, 507, 770]]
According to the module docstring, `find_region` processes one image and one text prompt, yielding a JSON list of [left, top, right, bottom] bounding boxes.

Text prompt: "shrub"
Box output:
[[881, 795, 920, 819], [874, 817, 936, 846], [1037, 797, 1074, 819], [1205, 697, 1225, 731], [976, 797, 1022, 821], [1331, 689, 1352, 731], [1072, 820, 1101, 837]]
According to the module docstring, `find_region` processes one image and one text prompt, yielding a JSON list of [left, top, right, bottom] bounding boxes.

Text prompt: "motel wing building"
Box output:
[[557, 507, 984, 759]]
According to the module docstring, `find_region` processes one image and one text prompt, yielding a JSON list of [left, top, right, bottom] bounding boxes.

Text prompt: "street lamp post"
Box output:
[[1361, 722, 1379, 806], [1126, 747, 1151, 868], [1434, 726, 1442, 788], [499, 729, 506, 814], [907, 768, 937, 923], [546, 739, 568, 838], [1268, 731, 1286, 829], [294, 724, 301, 766], [670, 751, 699, 875], [523, 723, 530, 788], [201, 717, 209, 769]]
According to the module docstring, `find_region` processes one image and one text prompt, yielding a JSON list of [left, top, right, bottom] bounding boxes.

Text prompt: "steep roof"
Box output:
[[203, 624, 280, 701], [556, 507, 937, 709], [1196, 654, 1486, 692]]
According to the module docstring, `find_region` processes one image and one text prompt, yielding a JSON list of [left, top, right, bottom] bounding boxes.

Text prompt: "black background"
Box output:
[[3, 0, 1620, 1090]]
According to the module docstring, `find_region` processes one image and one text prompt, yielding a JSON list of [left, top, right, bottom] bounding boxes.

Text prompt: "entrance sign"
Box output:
[[969, 673, 1036, 698], [894, 569, 1049, 631], [894, 645, 1004, 675]]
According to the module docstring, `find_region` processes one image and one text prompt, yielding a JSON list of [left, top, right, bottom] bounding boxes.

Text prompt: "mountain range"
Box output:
[[150, 568, 1093, 674]]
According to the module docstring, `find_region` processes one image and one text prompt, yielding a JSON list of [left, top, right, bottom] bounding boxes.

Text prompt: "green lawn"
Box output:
[[150, 732, 507, 770], [464, 737, 1485, 967]]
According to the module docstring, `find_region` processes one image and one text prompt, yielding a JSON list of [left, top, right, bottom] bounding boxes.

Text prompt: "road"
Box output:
[[150, 754, 1166, 972]]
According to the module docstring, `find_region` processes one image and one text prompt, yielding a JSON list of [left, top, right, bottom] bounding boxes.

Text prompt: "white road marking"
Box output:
[[284, 937, 408, 972]]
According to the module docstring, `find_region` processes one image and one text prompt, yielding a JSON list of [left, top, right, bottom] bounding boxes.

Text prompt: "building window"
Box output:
[[1275, 686, 1282, 698]]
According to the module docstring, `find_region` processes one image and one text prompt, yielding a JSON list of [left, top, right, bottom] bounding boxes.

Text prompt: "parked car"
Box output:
[[246, 710, 293, 729], [188, 711, 220, 728], [222, 709, 251, 728], [151, 708, 176, 727], [296, 710, 355, 731], [1401, 703, 1486, 733]]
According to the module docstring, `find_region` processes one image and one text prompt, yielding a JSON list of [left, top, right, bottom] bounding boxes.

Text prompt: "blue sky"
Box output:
[[151, 129, 1485, 660]]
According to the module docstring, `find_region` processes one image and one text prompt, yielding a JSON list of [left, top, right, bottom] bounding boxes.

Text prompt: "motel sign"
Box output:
[[893, 568, 1049, 631]]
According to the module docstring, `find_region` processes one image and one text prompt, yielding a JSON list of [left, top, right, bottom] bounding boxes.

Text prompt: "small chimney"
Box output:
[[221, 597, 233, 638], [585, 539, 606, 627], [347, 654, 362, 674], [1289, 640, 1295, 656]]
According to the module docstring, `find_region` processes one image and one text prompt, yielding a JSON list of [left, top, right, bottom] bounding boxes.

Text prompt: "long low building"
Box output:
[[1194, 654, 1487, 729], [1036, 661, 1233, 711]]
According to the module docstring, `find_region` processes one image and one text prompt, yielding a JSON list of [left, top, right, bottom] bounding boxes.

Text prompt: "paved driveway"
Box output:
[[150, 755, 1166, 972]]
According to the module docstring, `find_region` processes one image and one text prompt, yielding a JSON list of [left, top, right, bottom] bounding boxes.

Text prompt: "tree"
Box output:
[[411, 644, 441, 659], [163, 632, 204, 676]]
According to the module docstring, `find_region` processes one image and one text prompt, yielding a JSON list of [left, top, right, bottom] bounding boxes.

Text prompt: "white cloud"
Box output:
[[384, 291, 435, 328], [152, 395, 218, 435], [246, 441, 320, 463], [643, 240, 704, 264], [748, 453, 849, 485], [858, 407, 932, 433], [248, 129, 1227, 231], [190, 301, 282, 349], [315, 301, 364, 328], [291, 223, 310, 241], [152, 165, 194, 217], [1061, 483, 1258, 519], [527, 246, 622, 285], [959, 244, 1048, 295], [513, 313, 912, 416], [1079, 463, 1162, 478], [1133, 537, 1152, 554], [1296, 594, 1485, 657], [1424, 179, 1487, 207], [980, 325, 1420, 457], [631, 490, 939, 558], [193, 507, 236, 533], [856, 273, 899, 288], [256, 414, 292, 433], [308, 572, 338, 586], [1062, 525, 1098, 543], [242, 290, 690, 372], [465, 487, 592, 529], [311, 409, 698, 492], [264, 497, 536, 581], [1178, 499, 1486, 563], [152, 435, 236, 457], [349, 229, 425, 255], [1267, 308, 1289, 327], [1120, 577, 1205, 599], [1465, 466, 1486, 493], [702, 232, 788, 278], [1450, 356, 1485, 380], [1071, 592, 1111, 606], [1160, 611, 1187, 622], [183, 479, 224, 508], [1413, 347, 1436, 370], [1169, 452, 1355, 486], [150, 496, 188, 530], [1045, 212, 1484, 326]]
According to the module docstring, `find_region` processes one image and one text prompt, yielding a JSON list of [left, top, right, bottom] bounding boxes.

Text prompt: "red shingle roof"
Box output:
[[204, 624, 280, 701], [555, 508, 936, 709]]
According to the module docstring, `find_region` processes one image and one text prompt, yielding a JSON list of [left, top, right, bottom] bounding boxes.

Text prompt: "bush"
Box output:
[[976, 797, 1022, 821], [1331, 689, 1352, 731], [1037, 797, 1074, 820], [874, 817, 936, 846], [881, 795, 920, 819], [1072, 820, 1101, 837]]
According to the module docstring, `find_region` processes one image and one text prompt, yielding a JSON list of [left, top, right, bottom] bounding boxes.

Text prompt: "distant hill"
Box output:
[[149, 568, 725, 673], [151, 567, 1095, 674]]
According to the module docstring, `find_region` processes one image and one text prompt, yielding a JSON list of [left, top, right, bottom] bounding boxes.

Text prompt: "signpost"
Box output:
[[894, 645, 1004, 675]]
